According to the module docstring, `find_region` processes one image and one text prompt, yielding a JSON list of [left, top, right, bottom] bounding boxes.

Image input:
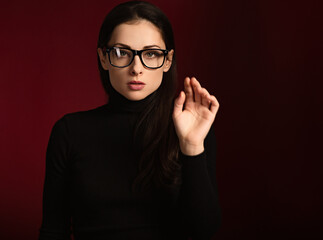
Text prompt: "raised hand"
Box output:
[[172, 77, 220, 156]]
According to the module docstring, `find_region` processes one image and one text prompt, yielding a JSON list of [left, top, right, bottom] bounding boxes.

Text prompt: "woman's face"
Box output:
[[98, 20, 174, 101]]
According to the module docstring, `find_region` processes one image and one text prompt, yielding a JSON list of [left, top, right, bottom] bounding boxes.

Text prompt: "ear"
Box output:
[[97, 48, 109, 71], [163, 49, 174, 72]]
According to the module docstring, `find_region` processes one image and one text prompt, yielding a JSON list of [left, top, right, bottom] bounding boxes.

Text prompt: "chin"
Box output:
[[123, 92, 148, 101]]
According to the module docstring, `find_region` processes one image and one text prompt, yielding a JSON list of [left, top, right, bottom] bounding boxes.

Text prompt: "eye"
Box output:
[[145, 51, 156, 58], [119, 50, 128, 56], [114, 48, 131, 58], [144, 50, 163, 58]]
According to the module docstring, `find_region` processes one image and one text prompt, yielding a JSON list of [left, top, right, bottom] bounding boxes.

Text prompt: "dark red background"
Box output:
[[1, 0, 322, 239]]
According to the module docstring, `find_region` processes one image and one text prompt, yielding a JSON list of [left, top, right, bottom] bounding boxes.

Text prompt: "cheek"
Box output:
[[108, 69, 125, 82], [107, 70, 125, 92], [151, 71, 163, 89]]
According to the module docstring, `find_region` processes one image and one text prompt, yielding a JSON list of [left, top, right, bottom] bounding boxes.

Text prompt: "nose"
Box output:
[[130, 55, 143, 76]]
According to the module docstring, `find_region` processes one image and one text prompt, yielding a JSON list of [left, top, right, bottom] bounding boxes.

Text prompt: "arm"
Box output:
[[39, 116, 72, 240], [178, 126, 221, 239], [173, 77, 221, 239]]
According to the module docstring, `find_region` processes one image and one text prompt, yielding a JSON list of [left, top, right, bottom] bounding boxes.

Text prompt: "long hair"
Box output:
[[97, 1, 181, 192]]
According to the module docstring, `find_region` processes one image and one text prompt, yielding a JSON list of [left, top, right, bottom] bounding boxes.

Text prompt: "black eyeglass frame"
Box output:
[[103, 47, 169, 69]]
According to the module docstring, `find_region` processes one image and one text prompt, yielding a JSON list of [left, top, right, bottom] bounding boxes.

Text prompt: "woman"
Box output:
[[39, 1, 221, 239]]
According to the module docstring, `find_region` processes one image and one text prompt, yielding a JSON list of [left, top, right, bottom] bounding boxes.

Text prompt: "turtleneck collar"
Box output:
[[106, 85, 156, 113]]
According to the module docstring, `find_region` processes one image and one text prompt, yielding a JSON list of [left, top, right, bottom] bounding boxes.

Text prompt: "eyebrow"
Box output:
[[112, 43, 162, 49]]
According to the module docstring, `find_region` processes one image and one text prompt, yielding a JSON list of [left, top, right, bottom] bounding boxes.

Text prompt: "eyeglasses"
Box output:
[[104, 47, 169, 69]]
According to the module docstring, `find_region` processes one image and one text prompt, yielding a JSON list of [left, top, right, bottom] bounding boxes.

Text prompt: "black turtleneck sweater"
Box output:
[[38, 89, 221, 240]]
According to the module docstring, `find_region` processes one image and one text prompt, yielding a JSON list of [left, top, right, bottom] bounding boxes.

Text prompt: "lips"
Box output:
[[128, 80, 145, 85], [128, 81, 145, 90]]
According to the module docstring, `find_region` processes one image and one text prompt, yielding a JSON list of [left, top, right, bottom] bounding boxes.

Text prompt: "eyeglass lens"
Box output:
[[109, 48, 165, 68]]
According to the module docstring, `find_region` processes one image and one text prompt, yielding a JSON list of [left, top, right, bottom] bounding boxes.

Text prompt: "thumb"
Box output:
[[173, 91, 185, 118]]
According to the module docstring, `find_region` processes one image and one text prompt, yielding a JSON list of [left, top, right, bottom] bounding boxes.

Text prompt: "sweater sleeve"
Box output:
[[39, 116, 72, 240], [178, 125, 221, 240]]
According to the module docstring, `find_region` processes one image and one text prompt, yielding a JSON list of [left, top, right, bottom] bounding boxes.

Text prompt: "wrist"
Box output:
[[179, 141, 204, 156]]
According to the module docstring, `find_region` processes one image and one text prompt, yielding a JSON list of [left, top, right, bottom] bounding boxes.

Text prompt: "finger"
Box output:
[[191, 77, 202, 103], [209, 95, 220, 115], [183, 77, 194, 102], [201, 88, 211, 107], [173, 91, 186, 118]]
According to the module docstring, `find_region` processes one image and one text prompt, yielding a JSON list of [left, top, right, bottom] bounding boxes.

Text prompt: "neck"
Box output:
[[107, 86, 156, 113]]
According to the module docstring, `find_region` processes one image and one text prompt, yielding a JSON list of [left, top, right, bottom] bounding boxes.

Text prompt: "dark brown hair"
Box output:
[[97, 1, 181, 192]]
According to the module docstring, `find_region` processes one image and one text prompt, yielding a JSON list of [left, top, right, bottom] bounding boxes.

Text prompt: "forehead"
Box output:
[[108, 20, 166, 49]]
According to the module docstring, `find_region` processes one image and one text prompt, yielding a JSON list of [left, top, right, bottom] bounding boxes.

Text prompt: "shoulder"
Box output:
[[52, 104, 109, 135], [64, 104, 109, 121], [58, 104, 108, 123]]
